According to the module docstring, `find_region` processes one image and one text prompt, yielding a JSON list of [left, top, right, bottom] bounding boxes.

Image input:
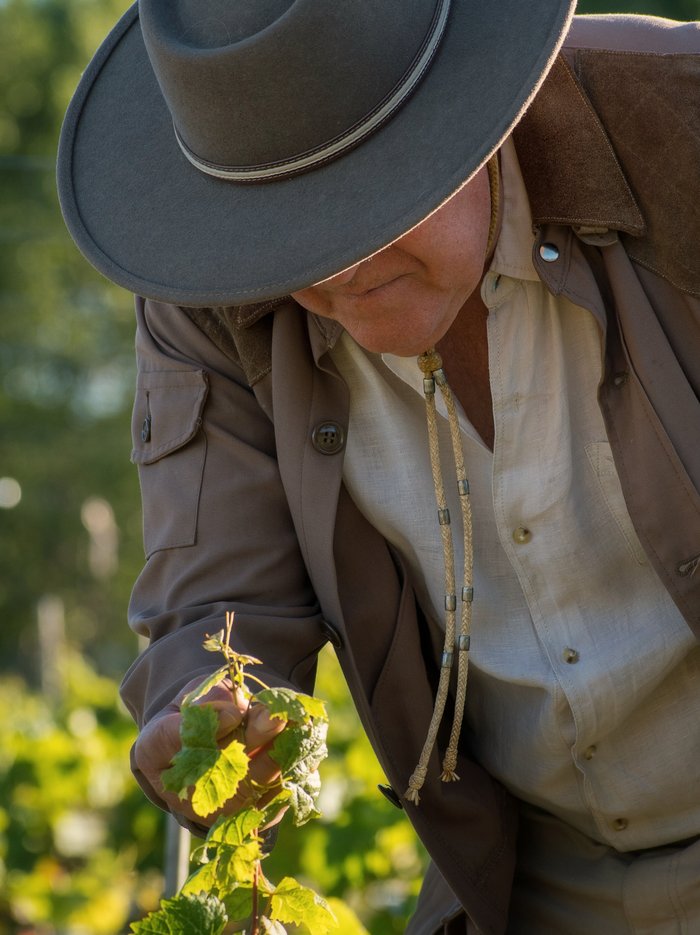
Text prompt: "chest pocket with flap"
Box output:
[[131, 369, 209, 557]]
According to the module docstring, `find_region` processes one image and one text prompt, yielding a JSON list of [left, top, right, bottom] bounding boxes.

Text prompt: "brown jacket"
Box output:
[[121, 16, 700, 935]]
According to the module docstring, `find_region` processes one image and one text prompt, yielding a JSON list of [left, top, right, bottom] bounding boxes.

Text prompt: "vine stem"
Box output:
[[224, 611, 238, 689], [251, 856, 261, 935]]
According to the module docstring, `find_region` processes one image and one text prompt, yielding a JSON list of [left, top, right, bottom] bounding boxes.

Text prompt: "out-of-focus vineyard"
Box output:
[[1, 0, 697, 931], [0, 645, 424, 933]]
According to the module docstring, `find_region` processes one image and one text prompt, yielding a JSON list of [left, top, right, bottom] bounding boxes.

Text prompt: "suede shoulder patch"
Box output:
[[516, 50, 700, 297], [574, 48, 700, 297]]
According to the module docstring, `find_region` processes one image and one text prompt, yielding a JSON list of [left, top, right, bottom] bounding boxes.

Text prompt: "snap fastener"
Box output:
[[320, 619, 343, 649], [141, 416, 151, 443], [539, 243, 560, 262], [377, 784, 403, 809], [563, 647, 580, 664], [512, 526, 532, 544], [311, 421, 345, 455], [613, 817, 629, 831]]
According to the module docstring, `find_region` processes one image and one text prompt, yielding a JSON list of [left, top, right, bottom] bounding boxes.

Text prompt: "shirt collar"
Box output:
[[489, 136, 540, 283]]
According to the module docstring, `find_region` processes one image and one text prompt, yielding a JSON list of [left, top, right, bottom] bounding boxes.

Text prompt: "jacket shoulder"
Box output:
[[566, 13, 700, 54], [517, 17, 700, 296]]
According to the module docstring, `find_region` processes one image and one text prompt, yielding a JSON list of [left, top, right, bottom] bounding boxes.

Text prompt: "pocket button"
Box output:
[[311, 421, 345, 455]]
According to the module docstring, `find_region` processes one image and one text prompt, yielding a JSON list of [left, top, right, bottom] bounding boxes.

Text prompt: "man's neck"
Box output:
[[436, 286, 494, 450]]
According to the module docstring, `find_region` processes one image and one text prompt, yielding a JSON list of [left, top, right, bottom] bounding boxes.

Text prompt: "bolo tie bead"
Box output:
[[417, 348, 443, 374]]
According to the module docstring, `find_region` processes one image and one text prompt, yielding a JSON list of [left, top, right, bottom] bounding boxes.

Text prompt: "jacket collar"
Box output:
[[513, 54, 645, 237]]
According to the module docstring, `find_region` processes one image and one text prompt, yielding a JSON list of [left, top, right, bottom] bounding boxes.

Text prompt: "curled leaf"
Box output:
[[180, 665, 230, 707]]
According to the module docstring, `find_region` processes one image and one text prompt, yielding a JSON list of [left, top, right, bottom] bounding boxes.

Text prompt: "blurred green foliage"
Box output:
[[0, 652, 165, 933], [0, 0, 140, 681], [0, 645, 427, 934], [0, 0, 697, 933], [265, 647, 427, 934]]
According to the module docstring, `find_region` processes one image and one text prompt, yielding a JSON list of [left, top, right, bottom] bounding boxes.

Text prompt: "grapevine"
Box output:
[[130, 612, 336, 935]]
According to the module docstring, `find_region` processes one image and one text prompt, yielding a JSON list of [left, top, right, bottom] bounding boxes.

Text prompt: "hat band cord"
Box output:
[[173, 0, 451, 183]]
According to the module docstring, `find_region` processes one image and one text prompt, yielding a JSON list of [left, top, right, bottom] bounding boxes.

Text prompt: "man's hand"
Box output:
[[133, 677, 287, 826]]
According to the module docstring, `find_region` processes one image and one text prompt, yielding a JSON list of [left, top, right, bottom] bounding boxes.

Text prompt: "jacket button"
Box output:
[[311, 421, 345, 455], [320, 619, 343, 649], [539, 243, 560, 262], [378, 784, 403, 809]]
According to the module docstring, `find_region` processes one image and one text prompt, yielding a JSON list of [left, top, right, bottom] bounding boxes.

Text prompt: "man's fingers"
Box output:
[[134, 675, 292, 828], [135, 710, 184, 775], [244, 703, 287, 753]]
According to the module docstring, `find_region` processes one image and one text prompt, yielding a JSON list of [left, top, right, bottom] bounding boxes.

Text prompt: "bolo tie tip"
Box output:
[[404, 786, 422, 805], [440, 768, 461, 783]]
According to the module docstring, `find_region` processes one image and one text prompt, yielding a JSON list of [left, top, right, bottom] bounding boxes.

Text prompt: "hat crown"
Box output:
[[139, 0, 444, 173], [148, 0, 296, 49]]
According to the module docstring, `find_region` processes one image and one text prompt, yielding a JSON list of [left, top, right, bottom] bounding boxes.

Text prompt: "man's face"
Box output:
[[291, 165, 492, 357]]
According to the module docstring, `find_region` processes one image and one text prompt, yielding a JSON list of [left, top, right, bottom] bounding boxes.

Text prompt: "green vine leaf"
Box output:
[[152, 617, 336, 933], [184, 812, 267, 900], [270, 720, 328, 776], [260, 917, 288, 934], [207, 809, 265, 846], [216, 837, 263, 884], [271, 720, 328, 826], [130, 892, 228, 934], [255, 687, 328, 724], [181, 859, 219, 897], [270, 877, 337, 934], [180, 665, 230, 706], [222, 885, 255, 923], [286, 765, 322, 826], [256, 788, 292, 827], [161, 704, 249, 817]]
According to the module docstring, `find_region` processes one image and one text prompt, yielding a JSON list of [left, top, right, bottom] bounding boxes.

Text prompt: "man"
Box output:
[[58, 1, 700, 932]]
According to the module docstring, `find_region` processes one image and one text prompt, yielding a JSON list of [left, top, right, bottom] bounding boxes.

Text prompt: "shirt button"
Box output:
[[613, 818, 629, 831], [583, 745, 597, 760], [539, 243, 560, 262], [311, 421, 345, 455], [563, 647, 580, 664], [512, 526, 532, 544]]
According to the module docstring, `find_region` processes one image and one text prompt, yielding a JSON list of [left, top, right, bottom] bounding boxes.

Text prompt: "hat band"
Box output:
[[174, 0, 451, 183]]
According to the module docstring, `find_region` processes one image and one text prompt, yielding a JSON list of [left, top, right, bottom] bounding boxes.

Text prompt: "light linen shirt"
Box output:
[[329, 138, 700, 853]]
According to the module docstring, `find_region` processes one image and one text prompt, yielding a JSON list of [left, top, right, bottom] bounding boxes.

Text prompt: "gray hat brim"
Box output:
[[57, 0, 575, 307]]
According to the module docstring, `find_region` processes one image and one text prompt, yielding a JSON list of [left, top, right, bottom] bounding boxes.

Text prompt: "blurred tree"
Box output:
[[0, 0, 138, 680]]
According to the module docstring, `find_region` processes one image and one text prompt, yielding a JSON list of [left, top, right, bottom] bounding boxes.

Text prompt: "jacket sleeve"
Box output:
[[120, 298, 326, 798]]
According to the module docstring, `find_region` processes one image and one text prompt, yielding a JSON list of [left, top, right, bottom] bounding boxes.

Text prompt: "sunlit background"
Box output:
[[1, 0, 698, 931]]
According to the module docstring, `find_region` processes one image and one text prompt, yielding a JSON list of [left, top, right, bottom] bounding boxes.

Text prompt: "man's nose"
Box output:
[[318, 261, 363, 287]]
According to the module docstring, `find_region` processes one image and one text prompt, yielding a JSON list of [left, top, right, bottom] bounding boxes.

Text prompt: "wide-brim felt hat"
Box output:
[[57, 0, 576, 307]]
